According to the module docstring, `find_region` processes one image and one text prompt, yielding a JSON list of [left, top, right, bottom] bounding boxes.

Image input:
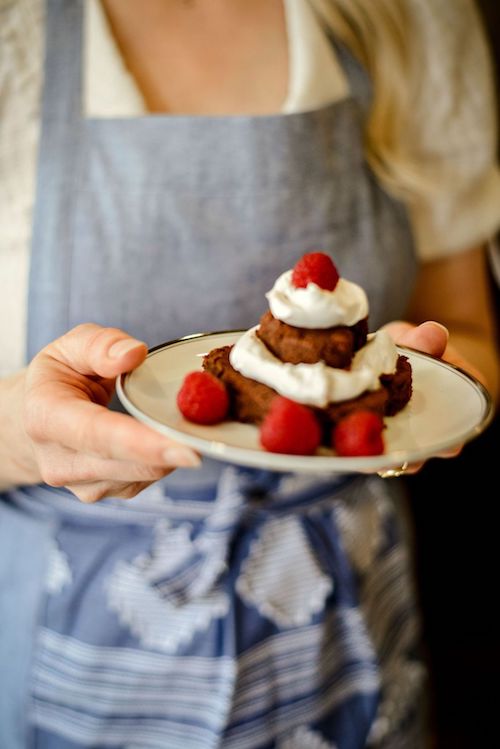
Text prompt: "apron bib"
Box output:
[[27, 4, 416, 354]]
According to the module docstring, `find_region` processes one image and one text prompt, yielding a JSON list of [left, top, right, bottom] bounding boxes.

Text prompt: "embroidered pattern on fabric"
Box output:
[[31, 628, 235, 749], [236, 517, 333, 628], [44, 537, 72, 594], [327, 476, 425, 743], [148, 469, 246, 604], [106, 520, 229, 653], [363, 545, 422, 741], [334, 498, 385, 574], [142, 520, 198, 580], [223, 608, 379, 749]]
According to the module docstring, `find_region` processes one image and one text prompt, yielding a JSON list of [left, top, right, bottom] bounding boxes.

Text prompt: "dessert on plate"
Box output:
[[178, 252, 412, 455]]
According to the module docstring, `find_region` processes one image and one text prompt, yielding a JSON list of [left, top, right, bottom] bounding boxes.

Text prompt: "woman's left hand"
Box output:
[[381, 319, 474, 474]]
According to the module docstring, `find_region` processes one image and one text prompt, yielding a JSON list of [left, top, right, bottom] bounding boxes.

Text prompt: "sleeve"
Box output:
[[0, 0, 44, 376], [404, 0, 500, 261]]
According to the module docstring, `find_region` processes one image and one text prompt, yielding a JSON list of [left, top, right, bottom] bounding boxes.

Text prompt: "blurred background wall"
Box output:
[[407, 3, 499, 747]]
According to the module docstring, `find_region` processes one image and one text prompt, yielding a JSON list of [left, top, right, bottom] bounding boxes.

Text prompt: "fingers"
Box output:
[[27, 395, 200, 467], [401, 445, 462, 475], [66, 480, 156, 503], [383, 320, 487, 386], [377, 321, 464, 478], [381, 320, 414, 342], [384, 320, 449, 358], [24, 324, 202, 500], [400, 321, 449, 358], [25, 323, 201, 470], [377, 445, 463, 478], [48, 323, 148, 379], [33, 443, 196, 502], [35, 443, 179, 487]]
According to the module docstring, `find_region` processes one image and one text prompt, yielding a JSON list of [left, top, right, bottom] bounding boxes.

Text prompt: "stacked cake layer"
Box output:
[[203, 253, 412, 443]]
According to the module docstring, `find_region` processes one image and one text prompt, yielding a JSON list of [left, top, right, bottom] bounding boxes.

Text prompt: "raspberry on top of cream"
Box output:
[[230, 327, 398, 407], [266, 270, 368, 329]]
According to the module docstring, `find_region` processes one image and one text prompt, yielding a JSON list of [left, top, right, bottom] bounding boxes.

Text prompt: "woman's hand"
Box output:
[[382, 319, 470, 474], [383, 319, 485, 383], [15, 324, 200, 502]]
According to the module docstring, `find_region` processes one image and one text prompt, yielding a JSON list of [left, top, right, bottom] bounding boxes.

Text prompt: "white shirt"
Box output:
[[1, 0, 500, 377]]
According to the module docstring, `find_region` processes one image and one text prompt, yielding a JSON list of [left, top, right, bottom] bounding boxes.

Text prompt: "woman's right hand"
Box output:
[[6, 324, 200, 502]]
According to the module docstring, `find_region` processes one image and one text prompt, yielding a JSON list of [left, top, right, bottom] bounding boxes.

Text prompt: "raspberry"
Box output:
[[260, 397, 321, 455], [177, 371, 229, 425], [291, 252, 339, 291], [332, 410, 385, 457]]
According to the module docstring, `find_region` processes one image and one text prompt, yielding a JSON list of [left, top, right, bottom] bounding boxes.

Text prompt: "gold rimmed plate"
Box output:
[[116, 331, 494, 474]]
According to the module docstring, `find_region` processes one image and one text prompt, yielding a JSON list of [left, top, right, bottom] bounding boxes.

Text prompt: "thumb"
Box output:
[[392, 320, 449, 358], [49, 323, 148, 378]]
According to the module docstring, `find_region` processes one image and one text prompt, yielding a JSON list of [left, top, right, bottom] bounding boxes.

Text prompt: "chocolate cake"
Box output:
[[203, 344, 412, 432], [202, 252, 412, 448], [256, 311, 368, 367]]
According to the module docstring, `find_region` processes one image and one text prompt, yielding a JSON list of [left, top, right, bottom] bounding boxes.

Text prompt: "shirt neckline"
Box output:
[[83, 0, 350, 118]]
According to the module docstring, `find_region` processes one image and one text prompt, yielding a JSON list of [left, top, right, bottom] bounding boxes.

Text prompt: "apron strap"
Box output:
[[28, 0, 85, 361], [43, 0, 84, 127]]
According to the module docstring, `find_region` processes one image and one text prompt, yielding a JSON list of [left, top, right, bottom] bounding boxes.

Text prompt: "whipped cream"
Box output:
[[266, 270, 368, 329], [229, 328, 398, 407]]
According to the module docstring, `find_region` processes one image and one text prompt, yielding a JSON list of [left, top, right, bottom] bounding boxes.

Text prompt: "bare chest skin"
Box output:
[[100, 0, 289, 115]]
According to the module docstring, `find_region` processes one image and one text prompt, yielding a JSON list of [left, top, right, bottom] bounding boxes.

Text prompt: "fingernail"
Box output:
[[162, 447, 201, 468], [426, 321, 449, 340], [108, 339, 145, 358]]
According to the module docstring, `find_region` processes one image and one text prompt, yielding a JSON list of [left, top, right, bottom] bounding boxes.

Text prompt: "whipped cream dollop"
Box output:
[[266, 270, 368, 329], [229, 328, 398, 407]]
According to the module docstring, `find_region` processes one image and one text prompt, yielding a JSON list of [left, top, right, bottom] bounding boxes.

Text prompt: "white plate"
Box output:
[[116, 331, 494, 474]]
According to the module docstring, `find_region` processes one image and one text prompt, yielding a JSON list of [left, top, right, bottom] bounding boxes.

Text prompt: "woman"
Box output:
[[1, 0, 499, 746]]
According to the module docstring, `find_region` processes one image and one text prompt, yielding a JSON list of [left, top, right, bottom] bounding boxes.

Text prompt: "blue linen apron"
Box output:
[[0, 1, 424, 747]]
